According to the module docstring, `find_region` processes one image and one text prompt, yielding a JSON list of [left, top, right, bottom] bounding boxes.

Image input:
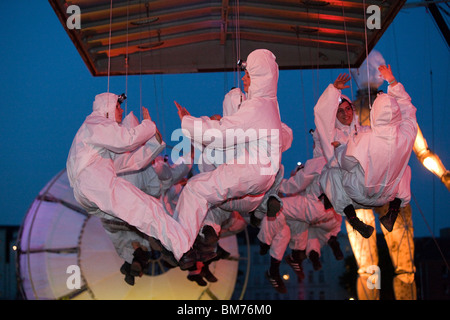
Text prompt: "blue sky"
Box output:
[[0, 1, 448, 238]]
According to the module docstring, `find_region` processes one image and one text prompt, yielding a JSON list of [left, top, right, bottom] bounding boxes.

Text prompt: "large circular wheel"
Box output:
[[16, 169, 243, 300]]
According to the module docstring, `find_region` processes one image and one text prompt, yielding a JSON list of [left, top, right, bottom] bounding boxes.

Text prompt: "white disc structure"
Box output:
[[17, 169, 240, 300]]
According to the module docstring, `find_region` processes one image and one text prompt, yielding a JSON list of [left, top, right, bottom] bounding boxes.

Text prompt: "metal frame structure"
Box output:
[[49, 0, 406, 76]]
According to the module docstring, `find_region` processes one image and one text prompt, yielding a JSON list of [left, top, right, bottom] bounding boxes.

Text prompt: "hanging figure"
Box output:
[[104, 112, 192, 285], [172, 49, 283, 267], [258, 155, 344, 292], [281, 158, 344, 266], [315, 67, 418, 238], [199, 87, 293, 242], [185, 83, 292, 287], [66, 92, 197, 271]]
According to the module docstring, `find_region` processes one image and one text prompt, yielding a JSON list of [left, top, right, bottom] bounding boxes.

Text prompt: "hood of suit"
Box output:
[[246, 49, 279, 100], [335, 94, 360, 134], [92, 92, 119, 119]]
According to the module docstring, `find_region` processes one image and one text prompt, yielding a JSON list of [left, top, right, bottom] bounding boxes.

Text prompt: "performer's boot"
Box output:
[[379, 198, 401, 232], [344, 205, 374, 238]]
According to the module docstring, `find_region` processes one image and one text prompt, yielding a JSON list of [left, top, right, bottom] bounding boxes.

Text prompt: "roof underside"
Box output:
[[49, 0, 406, 76]]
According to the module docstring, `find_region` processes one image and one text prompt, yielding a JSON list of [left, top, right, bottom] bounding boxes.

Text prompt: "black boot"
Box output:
[[187, 273, 207, 286], [129, 261, 142, 277], [344, 205, 374, 239], [266, 257, 287, 294], [318, 193, 333, 210], [379, 198, 401, 232], [309, 250, 322, 271], [327, 236, 344, 260], [120, 262, 131, 275], [193, 234, 218, 263], [120, 262, 135, 286], [267, 196, 281, 218], [132, 247, 151, 274], [201, 225, 219, 246], [284, 254, 305, 281], [179, 248, 197, 271], [292, 249, 307, 263]]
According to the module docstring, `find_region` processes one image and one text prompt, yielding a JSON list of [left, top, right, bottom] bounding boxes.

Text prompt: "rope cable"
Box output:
[[125, 0, 130, 114], [341, 1, 354, 101], [234, 0, 241, 89], [107, 0, 113, 93], [138, 0, 143, 121], [362, 0, 372, 109]]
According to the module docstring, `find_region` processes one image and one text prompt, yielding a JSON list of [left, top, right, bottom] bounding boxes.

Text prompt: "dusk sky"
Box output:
[[0, 1, 448, 239]]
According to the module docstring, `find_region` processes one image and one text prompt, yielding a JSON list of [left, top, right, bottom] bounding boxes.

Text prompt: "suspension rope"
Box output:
[[107, 0, 113, 93], [315, 12, 320, 97], [362, 0, 371, 108], [341, 1, 355, 101], [138, 0, 143, 121], [234, 0, 241, 89], [124, 0, 130, 114]]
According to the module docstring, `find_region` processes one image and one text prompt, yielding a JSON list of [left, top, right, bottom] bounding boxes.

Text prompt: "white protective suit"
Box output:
[[279, 163, 342, 257], [200, 87, 293, 237], [66, 93, 192, 261], [317, 83, 417, 214], [100, 112, 161, 263], [120, 111, 192, 213], [173, 49, 283, 247], [258, 156, 342, 259], [118, 112, 162, 198]]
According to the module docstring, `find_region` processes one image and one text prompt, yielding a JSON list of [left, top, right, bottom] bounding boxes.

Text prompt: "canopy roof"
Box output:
[[49, 0, 405, 76]]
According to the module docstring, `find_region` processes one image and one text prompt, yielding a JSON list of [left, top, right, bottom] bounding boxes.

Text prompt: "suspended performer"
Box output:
[[66, 92, 198, 271], [200, 87, 293, 242], [314, 66, 418, 238], [259, 152, 344, 293], [172, 49, 283, 267], [110, 112, 193, 285]]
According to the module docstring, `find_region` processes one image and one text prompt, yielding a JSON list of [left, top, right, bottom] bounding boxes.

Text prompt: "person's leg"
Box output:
[[78, 168, 192, 262], [285, 220, 308, 281], [380, 167, 411, 231], [319, 166, 373, 238], [174, 163, 274, 248], [266, 257, 287, 294]]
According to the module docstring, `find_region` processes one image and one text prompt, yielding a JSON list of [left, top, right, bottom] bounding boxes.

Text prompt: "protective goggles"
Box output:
[[237, 59, 247, 71], [117, 93, 127, 104], [338, 96, 354, 109]]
